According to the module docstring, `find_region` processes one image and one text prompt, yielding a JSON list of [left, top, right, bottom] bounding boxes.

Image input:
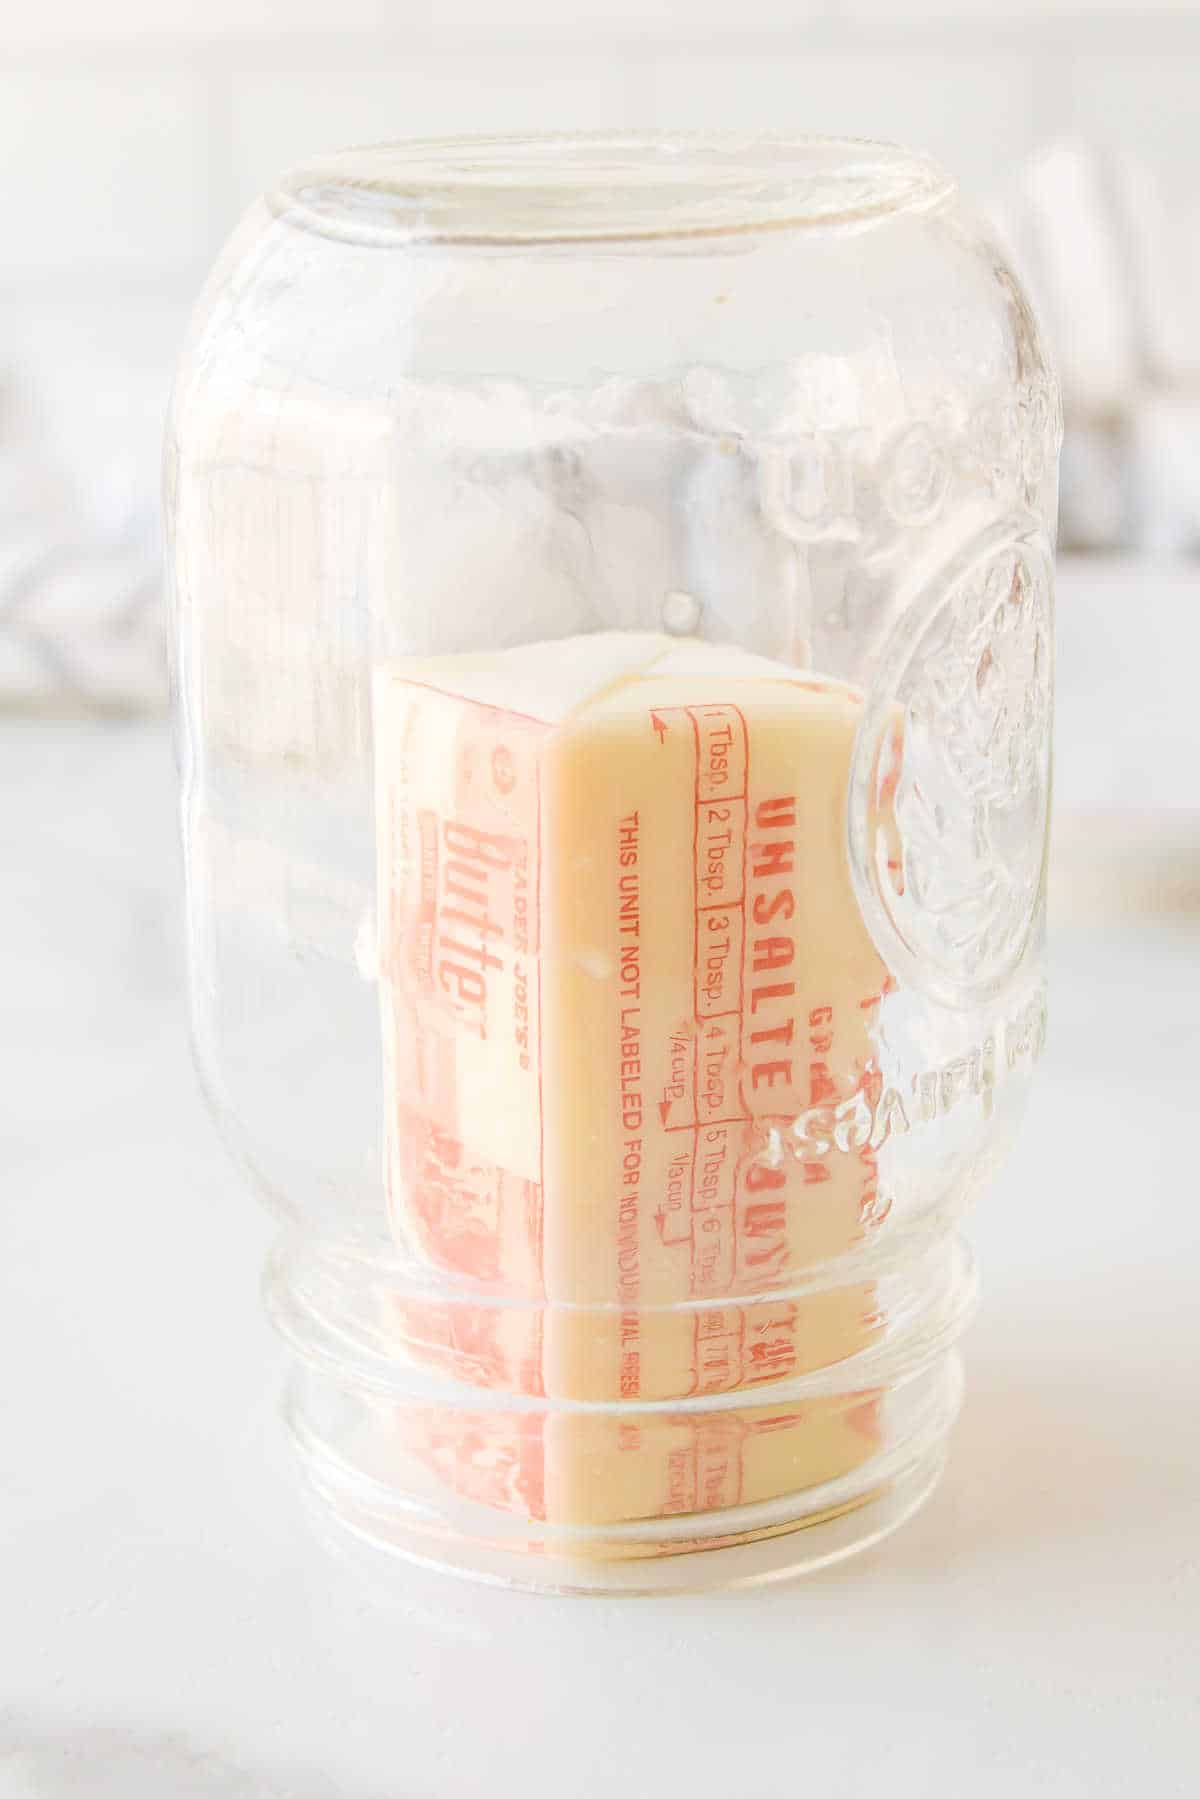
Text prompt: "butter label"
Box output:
[[374, 636, 891, 1534], [375, 681, 546, 1298]]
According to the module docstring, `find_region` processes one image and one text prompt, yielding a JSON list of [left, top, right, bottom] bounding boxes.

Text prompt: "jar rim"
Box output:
[[269, 131, 957, 248]]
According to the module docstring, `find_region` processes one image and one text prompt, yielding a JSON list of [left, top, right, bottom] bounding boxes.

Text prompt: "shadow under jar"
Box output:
[[166, 134, 1060, 1592]]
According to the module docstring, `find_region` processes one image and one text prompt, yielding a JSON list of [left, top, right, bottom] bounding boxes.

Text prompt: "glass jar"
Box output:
[[167, 135, 1060, 1592]]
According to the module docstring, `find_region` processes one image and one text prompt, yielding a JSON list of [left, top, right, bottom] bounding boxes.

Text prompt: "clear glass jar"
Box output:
[[167, 135, 1060, 1592]]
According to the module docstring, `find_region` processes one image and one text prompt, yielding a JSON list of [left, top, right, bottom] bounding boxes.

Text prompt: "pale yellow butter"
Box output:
[[374, 634, 891, 1538]]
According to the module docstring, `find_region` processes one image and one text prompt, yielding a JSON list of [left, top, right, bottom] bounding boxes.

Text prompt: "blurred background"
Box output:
[[2, 0, 1199, 722]]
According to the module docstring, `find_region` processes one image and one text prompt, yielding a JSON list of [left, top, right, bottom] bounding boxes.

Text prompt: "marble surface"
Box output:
[[3, 714, 1198, 1799]]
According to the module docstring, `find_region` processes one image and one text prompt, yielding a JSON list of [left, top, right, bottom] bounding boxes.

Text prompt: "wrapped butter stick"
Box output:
[[373, 632, 892, 1537]]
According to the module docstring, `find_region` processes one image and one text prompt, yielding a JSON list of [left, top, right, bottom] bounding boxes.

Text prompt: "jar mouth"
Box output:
[[271, 132, 956, 248]]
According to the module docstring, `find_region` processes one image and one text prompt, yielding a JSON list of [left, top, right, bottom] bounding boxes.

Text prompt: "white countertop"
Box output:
[[3, 712, 1198, 1799]]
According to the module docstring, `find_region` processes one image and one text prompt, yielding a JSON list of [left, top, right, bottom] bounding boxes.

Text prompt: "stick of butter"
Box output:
[[374, 633, 891, 1542]]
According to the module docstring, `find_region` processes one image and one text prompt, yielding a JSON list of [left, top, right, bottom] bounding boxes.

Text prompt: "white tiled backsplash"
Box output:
[[7, 4, 1198, 299]]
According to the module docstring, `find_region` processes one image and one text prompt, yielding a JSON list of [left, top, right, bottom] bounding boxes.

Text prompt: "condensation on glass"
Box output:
[[166, 135, 1060, 1592]]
